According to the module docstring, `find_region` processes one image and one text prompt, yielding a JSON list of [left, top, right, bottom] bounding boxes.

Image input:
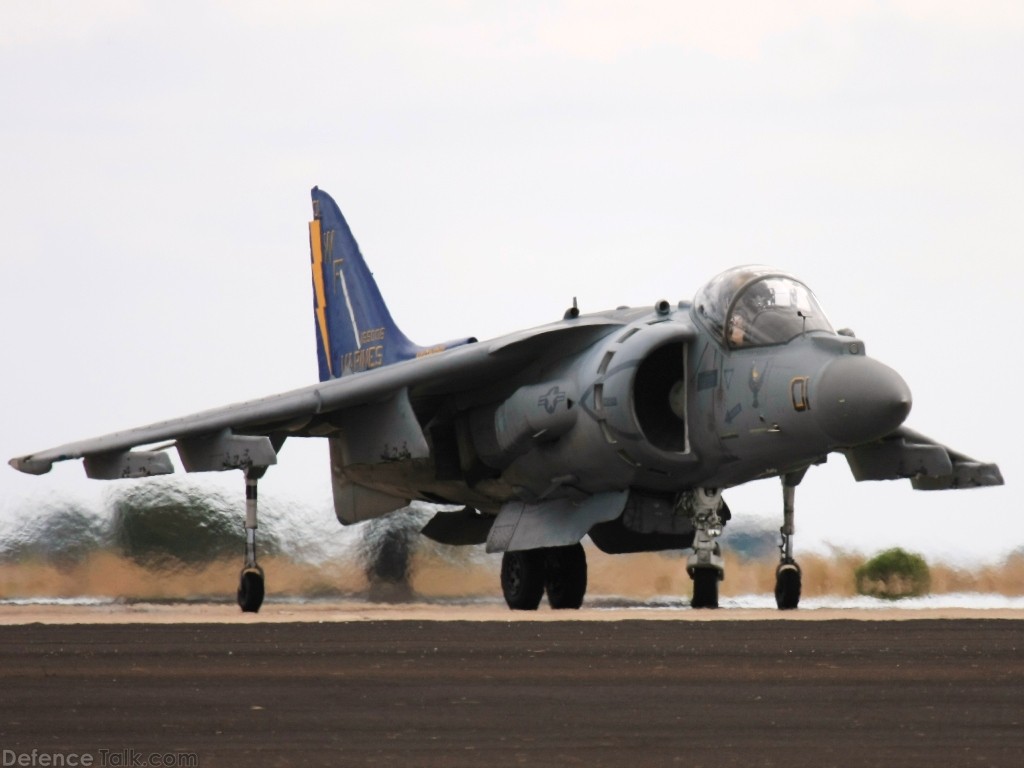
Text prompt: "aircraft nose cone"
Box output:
[[814, 356, 912, 446]]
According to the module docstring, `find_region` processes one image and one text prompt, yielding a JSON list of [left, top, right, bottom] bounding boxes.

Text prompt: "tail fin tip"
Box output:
[[308, 187, 419, 381], [307, 186, 477, 381]]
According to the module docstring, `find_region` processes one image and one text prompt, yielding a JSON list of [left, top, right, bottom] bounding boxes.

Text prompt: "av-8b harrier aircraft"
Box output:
[[10, 188, 1004, 612]]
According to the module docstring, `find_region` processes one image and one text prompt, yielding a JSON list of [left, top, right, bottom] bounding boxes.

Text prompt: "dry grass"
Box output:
[[3, 546, 1023, 602], [0, 553, 367, 602]]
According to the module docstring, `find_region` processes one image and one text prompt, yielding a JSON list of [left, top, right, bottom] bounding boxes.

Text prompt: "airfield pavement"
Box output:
[[0, 603, 1022, 767]]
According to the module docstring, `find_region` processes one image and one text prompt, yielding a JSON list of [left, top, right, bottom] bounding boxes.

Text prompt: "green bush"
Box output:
[[855, 547, 931, 599], [0, 502, 106, 567], [109, 480, 277, 567]]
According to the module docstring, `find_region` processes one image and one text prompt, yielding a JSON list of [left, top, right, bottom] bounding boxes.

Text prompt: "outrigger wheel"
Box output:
[[237, 566, 265, 613]]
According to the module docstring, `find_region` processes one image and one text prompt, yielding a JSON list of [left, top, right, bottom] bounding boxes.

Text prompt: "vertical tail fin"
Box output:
[[308, 187, 424, 381]]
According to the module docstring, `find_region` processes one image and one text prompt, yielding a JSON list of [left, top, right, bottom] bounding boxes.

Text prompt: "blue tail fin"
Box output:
[[309, 187, 473, 381]]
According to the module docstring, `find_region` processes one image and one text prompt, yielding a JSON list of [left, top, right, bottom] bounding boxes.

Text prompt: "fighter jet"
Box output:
[[9, 187, 1004, 612]]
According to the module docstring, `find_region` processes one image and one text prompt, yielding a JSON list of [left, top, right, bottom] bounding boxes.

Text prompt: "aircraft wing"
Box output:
[[9, 316, 622, 479], [841, 426, 1004, 490]]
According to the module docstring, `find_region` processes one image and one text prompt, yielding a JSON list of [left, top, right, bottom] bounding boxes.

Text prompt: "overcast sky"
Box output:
[[1, 1, 1020, 565]]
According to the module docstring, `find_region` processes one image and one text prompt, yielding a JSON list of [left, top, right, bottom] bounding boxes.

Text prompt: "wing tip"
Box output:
[[9, 455, 53, 475]]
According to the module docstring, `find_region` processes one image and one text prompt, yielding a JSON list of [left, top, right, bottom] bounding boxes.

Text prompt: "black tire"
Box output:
[[775, 561, 801, 610], [690, 568, 720, 609], [237, 568, 265, 613], [544, 544, 587, 609], [501, 550, 546, 610]]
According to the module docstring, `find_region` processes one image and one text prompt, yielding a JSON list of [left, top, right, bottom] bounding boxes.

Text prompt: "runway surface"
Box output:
[[1, 610, 1022, 767]]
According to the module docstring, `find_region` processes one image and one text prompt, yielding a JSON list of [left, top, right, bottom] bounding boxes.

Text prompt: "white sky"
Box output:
[[1, 1, 1020, 565]]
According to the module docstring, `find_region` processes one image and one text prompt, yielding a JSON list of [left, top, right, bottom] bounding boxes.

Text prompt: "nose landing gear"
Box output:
[[774, 472, 805, 610]]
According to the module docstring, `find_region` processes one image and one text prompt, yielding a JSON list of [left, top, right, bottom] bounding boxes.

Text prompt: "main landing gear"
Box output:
[[237, 470, 266, 613], [501, 543, 588, 610]]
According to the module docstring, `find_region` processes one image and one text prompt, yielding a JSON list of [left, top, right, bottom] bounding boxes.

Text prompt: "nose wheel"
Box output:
[[775, 560, 801, 610]]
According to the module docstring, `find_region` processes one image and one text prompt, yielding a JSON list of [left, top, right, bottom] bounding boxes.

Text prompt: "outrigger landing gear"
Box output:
[[685, 488, 725, 609], [175, 430, 278, 613], [775, 472, 805, 610], [237, 471, 265, 613]]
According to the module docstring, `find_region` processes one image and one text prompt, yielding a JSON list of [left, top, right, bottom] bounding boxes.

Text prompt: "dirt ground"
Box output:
[[0, 608, 1021, 766], [2, 599, 1024, 624]]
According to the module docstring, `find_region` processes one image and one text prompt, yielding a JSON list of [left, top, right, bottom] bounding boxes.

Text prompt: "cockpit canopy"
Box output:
[[694, 266, 835, 349]]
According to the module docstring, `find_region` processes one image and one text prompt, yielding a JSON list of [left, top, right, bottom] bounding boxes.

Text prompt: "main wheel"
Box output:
[[690, 568, 720, 609], [544, 544, 587, 609], [237, 567, 265, 613], [775, 561, 802, 610], [501, 550, 546, 610]]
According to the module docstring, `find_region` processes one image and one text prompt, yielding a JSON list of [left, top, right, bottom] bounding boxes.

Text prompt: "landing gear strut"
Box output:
[[775, 472, 805, 610], [685, 488, 725, 609], [500, 543, 588, 610], [237, 471, 265, 613]]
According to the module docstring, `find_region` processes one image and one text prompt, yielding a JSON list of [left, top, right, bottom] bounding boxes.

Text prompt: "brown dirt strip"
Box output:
[[0, 619, 1021, 767]]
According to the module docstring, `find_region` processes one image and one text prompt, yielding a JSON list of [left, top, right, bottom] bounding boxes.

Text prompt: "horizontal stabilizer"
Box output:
[[845, 440, 952, 481], [911, 462, 1004, 490], [843, 427, 1004, 491]]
